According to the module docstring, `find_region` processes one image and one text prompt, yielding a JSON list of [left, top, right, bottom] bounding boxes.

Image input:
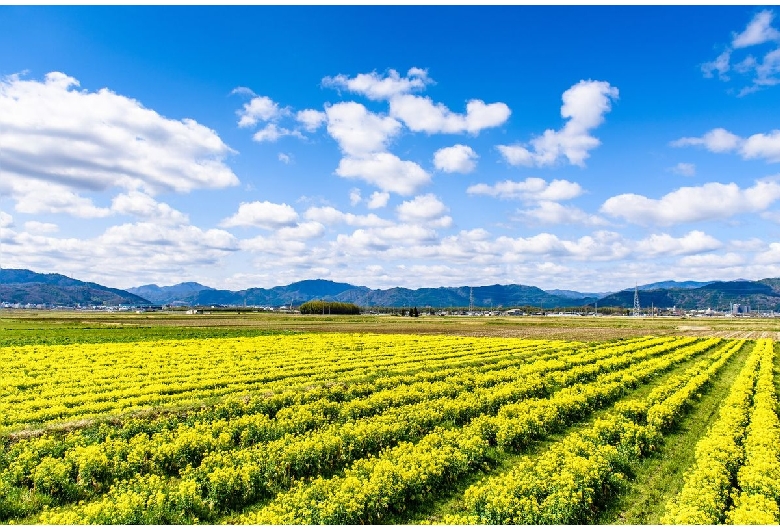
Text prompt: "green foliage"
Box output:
[[298, 300, 360, 315]]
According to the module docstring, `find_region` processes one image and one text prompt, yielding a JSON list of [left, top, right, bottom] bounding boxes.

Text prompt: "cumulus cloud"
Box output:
[[278, 153, 292, 164], [6, 180, 111, 218], [433, 144, 478, 173], [252, 123, 305, 142], [325, 101, 402, 157], [335, 224, 439, 253], [0, 71, 239, 213], [2, 221, 239, 288], [236, 95, 288, 127], [220, 201, 299, 229], [275, 221, 325, 240], [23, 221, 58, 234], [513, 201, 608, 226], [678, 252, 745, 268], [672, 127, 780, 163], [635, 231, 723, 257], [497, 80, 618, 167], [322, 67, 431, 100], [396, 194, 452, 227], [0, 211, 12, 228], [367, 191, 390, 209], [601, 180, 780, 225], [111, 190, 189, 224], [466, 177, 584, 202], [304, 206, 392, 227], [671, 128, 742, 153], [296, 109, 327, 132], [335, 153, 430, 195], [390, 95, 510, 135]]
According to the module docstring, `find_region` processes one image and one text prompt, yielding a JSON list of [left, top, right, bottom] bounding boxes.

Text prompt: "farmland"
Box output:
[[1, 311, 779, 524]]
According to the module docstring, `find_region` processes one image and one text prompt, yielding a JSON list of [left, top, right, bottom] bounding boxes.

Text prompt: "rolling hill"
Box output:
[[0, 269, 150, 306]]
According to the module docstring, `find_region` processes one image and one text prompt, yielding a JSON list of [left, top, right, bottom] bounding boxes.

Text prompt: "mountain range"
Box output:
[[1, 268, 778, 310], [0, 269, 150, 306]]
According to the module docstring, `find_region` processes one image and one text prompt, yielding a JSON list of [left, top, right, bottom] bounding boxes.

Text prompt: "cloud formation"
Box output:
[[433, 144, 478, 173], [702, 10, 780, 95], [0, 72, 239, 216], [220, 201, 299, 229], [322, 68, 431, 100], [389, 96, 511, 135], [497, 80, 618, 167], [335, 153, 431, 195], [672, 127, 780, 163], [601, 180, 780, 225], [467, 177, 584, 202]]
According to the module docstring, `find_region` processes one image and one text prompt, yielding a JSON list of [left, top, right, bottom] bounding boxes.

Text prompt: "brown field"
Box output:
[[4, 308, 780, 340]]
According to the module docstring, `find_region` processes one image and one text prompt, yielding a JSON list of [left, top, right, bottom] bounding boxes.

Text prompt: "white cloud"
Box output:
[[278, 153, 292, 164], [702, 50, 732, 80], [702, 11, 780, 95], [678, 252, 745, 268], [275, 221, 325, 240], [23, 221, 58, 234], [497, 80, 618, 167], [296, 109, 327, 132], [672, 127, 780, 162], [0, 72, 239, 208], [466, 177, 583, 202], [396, 194, 452, 227], [304, 206, 392, 227], [0, 211, 12, 228], [389, 95, 510, 135], [335, 153, 430, 195], [433, 144, 478, 173], [601, 180, 780, 225], [220, 201, 299, 229], [8, 180, 111, 218], [322, 68, 431, 100], [111, 190, 189, 224], [733, 10, 780, 48], [670, 162, 696, 177], [335, 224, 438, 253], [367, 191, 390, 209], [513, 201, 608, 226], [2, 221, 239, 288], [742, 130, 780, 162], [236, 95, 288, 128], [325, 102, 401, 157], [635, 231, 723, 257], [239, 234, 307, 255], [671, 128, 742, 152], [349, 188, 362, 206], [252, 123, 304, 142]]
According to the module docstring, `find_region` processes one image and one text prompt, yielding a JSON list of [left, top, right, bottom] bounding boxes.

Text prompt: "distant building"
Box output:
[[732, 303, 751, 315]]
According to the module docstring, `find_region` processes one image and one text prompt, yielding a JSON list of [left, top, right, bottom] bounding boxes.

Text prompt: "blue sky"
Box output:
[[2, 6, 780, 292]]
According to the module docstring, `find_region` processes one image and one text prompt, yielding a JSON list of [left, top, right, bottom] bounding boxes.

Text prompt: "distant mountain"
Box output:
[[8, 268, 780, 311], [0, 269, 150, 306], [545, 289, 611, 299], [597, 279, 780, 310], [181, 281, 595, 308], [128, 282, 214, 305], [636, 280, 713, 291]]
